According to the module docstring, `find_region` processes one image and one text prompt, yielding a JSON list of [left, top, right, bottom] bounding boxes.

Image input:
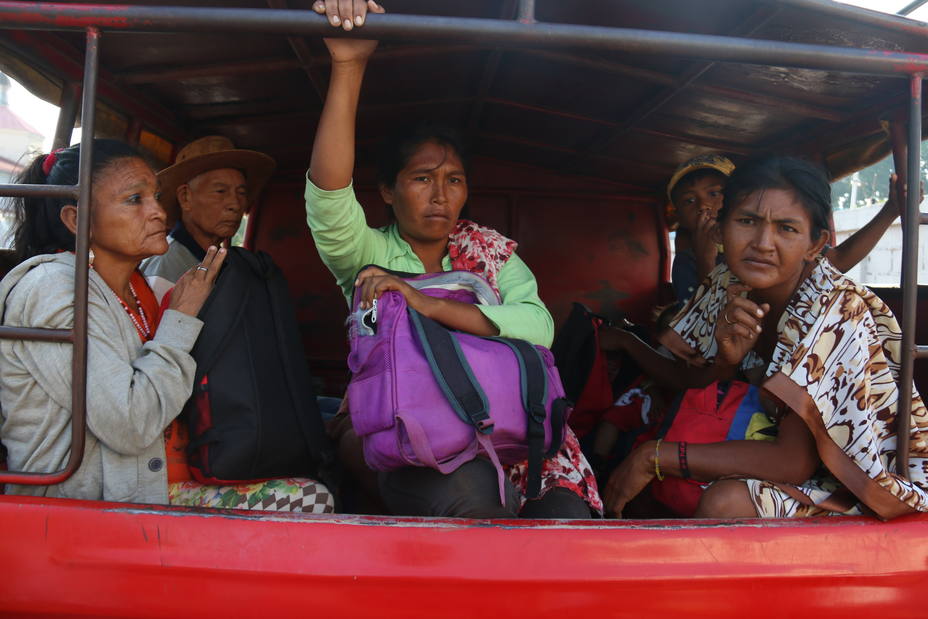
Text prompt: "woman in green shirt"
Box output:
[[305, 1, 601, 518]]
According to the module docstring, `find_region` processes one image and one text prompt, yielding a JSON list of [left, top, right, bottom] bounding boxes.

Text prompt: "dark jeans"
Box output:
[[379, 457, 591, 519]]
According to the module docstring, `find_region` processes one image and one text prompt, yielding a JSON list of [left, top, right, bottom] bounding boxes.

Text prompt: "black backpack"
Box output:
[[184, 248, 336, 490]]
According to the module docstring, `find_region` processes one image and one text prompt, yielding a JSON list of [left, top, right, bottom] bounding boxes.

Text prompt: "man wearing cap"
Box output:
[[142, 136, 275, 302]]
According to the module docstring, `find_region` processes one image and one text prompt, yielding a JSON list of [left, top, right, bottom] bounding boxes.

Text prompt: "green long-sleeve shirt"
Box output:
[[304, 176, 554, 347]]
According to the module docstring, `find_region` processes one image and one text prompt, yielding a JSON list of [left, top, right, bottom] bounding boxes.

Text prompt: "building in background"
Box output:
[[0, 73, 44, 183], [0, 72, 46, 245], [834, 198, 928, 286]]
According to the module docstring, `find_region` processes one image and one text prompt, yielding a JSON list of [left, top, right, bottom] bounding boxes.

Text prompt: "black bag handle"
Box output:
[[408, 308, 493, 434], [190, 248, 255, 383], [488, 337, 549, 499], [255, 250, 338, 492], [409, 305, 554, 499]]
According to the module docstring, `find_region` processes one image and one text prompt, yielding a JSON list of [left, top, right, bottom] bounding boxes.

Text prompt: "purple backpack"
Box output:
[[346, 269, 571, 502]]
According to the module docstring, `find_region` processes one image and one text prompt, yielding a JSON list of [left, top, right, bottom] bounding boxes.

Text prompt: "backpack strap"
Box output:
[[548, 398, 569, 458], [407, 309, 557, 503], [407, 308, 493, 433], [189, 248, 254, 385], [489, 337, 549, 499]]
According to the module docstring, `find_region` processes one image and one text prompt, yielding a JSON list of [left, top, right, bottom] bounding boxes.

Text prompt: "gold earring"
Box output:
[[88, 248, 95, 267]]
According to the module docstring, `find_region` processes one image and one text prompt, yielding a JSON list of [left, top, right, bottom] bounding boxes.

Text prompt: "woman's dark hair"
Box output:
[[718, 155, 832, 239], [10, 139, 142, 262], [375, 121, 471, 189]]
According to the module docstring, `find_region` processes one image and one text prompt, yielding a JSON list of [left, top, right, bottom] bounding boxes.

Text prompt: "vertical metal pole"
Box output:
[[52, 81, 80, 151], [897, 73, 922, 478], [68, 27, 100, 475], [517, 0, 535, 23]]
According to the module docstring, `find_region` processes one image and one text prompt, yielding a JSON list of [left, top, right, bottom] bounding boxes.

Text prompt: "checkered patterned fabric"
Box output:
[[169, 478, 335, 514]]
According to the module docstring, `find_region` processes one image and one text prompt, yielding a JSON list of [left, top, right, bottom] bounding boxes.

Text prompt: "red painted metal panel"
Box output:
[[1, 495, 927, 618]]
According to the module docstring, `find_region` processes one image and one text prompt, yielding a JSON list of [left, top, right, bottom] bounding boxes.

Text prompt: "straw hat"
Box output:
[[157, 135, 276, 223]]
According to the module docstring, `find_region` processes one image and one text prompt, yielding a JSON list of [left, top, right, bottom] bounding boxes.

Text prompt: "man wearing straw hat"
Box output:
[[140, 136, 336, 496], [143, 135, 275, 302]]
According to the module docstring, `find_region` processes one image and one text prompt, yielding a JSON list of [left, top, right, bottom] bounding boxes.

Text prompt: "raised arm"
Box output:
[[825, 173, 916, 273], [309, 1, 384, 190]]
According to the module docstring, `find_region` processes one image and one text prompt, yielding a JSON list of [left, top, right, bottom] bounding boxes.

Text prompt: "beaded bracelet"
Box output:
[[654, 438, 665, 481], [678, 440, 691, 480]]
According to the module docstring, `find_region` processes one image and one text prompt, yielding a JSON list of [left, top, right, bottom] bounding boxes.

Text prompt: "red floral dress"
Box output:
[[448, 220, 603, 515]]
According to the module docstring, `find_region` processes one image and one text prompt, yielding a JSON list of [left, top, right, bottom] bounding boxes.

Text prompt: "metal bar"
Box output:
[[0, 327, 72, 343], [0, 184, 78, 199], [52, 80, 80, 150], [917, 345, 928, 358], [517, 0, 535, 24], [899, 0, 928, 16], [772, 0, 928, 33], [1, 3, 928, 76], [66, 26, 97, 484], [0, 27, 98, 487], [896, 73, 922, 479]]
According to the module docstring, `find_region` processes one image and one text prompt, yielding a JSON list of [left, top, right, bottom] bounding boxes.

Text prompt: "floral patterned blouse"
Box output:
[[665, 257, 928, 519]]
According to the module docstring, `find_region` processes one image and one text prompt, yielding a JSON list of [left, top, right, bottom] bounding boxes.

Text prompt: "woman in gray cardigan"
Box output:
[[0, 140, 223, 504], [2, 141, 335, 513]]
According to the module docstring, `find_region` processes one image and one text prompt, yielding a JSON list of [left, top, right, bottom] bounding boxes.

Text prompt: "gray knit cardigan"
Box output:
[[0, 252, 202, 503]]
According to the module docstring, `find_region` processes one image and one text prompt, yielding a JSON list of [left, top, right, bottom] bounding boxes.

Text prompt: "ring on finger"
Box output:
[[196, 265, 208, 272], [723, 311, 736, 325]]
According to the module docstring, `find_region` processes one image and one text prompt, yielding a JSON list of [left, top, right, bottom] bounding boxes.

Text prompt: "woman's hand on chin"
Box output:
[[715, 283, 769, 367], [355, 266, 427, 311]]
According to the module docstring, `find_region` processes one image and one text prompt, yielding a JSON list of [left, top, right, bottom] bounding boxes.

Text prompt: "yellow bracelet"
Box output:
[[654, 438, 665, 481]]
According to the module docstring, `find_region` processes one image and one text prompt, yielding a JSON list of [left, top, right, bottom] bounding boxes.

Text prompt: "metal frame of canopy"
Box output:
[[0, 0, 923, 484]]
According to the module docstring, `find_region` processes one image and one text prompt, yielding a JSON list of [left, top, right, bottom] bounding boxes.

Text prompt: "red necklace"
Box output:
[[94, 269, 152, 341]]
